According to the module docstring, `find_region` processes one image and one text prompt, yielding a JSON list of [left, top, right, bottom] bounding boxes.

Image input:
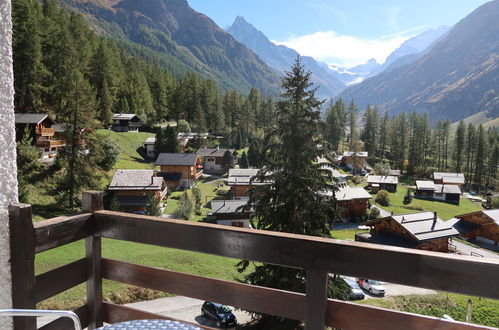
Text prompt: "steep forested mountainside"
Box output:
[[227, 16, 345, 99], [339, 0, 499, 123], [59, 0, 281, 95]]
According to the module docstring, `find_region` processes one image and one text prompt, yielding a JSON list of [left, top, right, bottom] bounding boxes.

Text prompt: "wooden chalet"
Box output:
[[366, 175, 398, 192], [358, 211, 459, 252], [197, 148, 238, 174], [15, 113, 66, 160], [415, 181, 461, 205], [177, 132, 208, 151], [433, 172, 465, 187], [144, 137, 156, 158], [322, 183, 372, 219], [227, 168, 270, 199], [208, 200, 252, 228], [111, 113, 142, 132], [451, 210, 499, 245], [340, 151, 368, 171], [108, 170, 167, 212], [155, 153, 203, 188]]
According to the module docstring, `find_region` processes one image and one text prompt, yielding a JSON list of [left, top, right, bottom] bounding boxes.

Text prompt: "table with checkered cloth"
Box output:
[[97, 319, 202, 329]]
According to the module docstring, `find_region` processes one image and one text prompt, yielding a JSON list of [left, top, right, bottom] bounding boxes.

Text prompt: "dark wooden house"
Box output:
[[452, 210, 499, 245]]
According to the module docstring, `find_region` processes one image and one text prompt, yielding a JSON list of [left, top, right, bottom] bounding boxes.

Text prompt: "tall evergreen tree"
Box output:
[[453, 120, 466, 172], [347, 99, 358, 150], [237, 58, 343, 327]]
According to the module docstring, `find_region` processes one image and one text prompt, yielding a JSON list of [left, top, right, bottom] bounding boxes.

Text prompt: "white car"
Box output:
[[357, 278, 385, 296]]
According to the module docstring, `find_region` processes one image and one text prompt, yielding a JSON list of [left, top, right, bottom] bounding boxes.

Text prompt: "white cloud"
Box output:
[[273, 30, 415, 68]]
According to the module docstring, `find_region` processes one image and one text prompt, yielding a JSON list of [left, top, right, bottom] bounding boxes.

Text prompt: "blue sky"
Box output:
[[188, 0, 491, 67]]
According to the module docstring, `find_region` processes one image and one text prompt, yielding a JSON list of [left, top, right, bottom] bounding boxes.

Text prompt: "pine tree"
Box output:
[[236, 58, 343, 327], [347, 99, 358, 150], [145, 194, 162, 217], [174, 191, 193, 220], [222, 150, 234, 172], [240, 151, 249, 169], [191, 186, 202, 215], [453, 120, 466, 172]]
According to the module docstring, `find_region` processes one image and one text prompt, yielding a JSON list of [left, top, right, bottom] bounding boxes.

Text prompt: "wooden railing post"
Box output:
[[83, 191, 103, 329], [305, 270, 328, 330], [9, 204, 36, 330]]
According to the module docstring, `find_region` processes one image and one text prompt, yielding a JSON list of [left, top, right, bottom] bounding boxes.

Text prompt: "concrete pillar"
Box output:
[[0, 0, 17, 328]]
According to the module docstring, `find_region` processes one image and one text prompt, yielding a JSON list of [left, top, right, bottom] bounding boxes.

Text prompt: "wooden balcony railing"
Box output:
[[8, 191, 499, 330], [35, 127, 55, 136], [35, 139, 66, 148]]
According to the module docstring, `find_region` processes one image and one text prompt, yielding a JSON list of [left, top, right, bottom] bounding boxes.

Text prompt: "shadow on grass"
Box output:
[[32, 203, 70, 222]]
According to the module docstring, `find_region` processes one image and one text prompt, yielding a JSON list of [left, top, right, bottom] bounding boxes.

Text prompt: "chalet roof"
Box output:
[[144, 137, 156, 145], [109, 170, 164, 191], [210, 200, 250, 214], [367, 175, 398, 185], [366, 211, 459, 241], [15, 113, 52, 124], [197, 148, 236, 158], [155, 153, 199, 166], [113, 113, 140, 121], [433, 172, 465, 184], [434, 184, 461, 194], [177, 132, 209, 139], [357, 232, 419, 249], [457, 210, 499, 226], [389, 170, 402, 176], [323, 183, 372, 201], [342, 151, 368, 158], [228, 168, 271, 186], [447, 218, 481, 234], [416, 181, 435, 191]]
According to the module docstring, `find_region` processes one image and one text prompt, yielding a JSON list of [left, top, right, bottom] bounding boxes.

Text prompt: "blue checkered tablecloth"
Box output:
[[98, 319, 202, 329]]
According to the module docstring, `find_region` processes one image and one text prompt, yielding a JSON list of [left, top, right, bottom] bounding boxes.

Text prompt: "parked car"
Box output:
[[201, 301, 237, 327], [357, 278, 385, 296], [343, 277, 365, 300]]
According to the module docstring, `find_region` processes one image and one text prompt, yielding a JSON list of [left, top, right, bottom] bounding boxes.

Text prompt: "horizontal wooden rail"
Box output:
[[102, 258, 305, 321], [325, 299, 493, 330], [34, 213, 93, 253], [101, 259, 490, 330], [34, 258, 89, 303], [94, 210, 499, 299], [37, 304, 89, 330], [102, 302, 215, 330]]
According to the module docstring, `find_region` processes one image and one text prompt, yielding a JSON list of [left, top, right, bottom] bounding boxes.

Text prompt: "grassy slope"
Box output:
[[96, 129, 155, 170], [358, 293, 499, 328], [372, 185, 482, 220]]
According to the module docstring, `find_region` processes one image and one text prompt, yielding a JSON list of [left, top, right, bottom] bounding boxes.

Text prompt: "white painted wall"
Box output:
[[0, 0, 17, 327]]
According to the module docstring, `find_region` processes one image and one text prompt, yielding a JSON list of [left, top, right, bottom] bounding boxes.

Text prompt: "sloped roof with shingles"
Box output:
[[210, 200, 250, 214], [365, 211, 459, 241], [155, 153, 199, 166], [367, 175, 398, 184], [109, 170, 164, 191], [322, 183, 371, 201], [113, 113, 140, 120], [144, 137, 156, 145], [433, 172, 465, 184], [416, 181, 435, 191], [197, 148, 235, 158], [434, 184, 461, 194], [15, 113, 52, 124]]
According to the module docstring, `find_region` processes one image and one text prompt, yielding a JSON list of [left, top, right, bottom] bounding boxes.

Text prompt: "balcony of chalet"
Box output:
[[35, 127, 56, 137], [8, 191, 499, 330], [35, 138, 66, 149]]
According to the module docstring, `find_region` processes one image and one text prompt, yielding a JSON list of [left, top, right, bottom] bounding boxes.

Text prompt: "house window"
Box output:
[[207, 158, 215, 162]]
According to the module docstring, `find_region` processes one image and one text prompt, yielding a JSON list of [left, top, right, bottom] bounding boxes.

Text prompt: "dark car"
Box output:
[[201, 301, 237, 327], [342, 277, 365, 300]]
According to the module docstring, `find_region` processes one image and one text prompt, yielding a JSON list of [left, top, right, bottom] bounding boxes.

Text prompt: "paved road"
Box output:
[[343, 277, 436, 299], [452, 240, 499, 259]]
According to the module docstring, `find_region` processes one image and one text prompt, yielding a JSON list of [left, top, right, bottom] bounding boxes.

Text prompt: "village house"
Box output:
[[108, 170, 167, 213], [144, 137, 156, 158], [208, 200, 252, 228], [366, 175, 398, 192], [15, 113, 66, 160], [227, 168, 272, 199], [197, 148, 238, 173], [111, 113, 142, 132], [451, 210, 499, 246], [155, 153, 203, 188], [389, 169, 402, 177], [340, 151, 368, 171], [433, 172, 465, 187], [322, 183, 372, 219], [177, 132, 209, 150], [357, 211, 459, 252], [415, 181, 461, 205]]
